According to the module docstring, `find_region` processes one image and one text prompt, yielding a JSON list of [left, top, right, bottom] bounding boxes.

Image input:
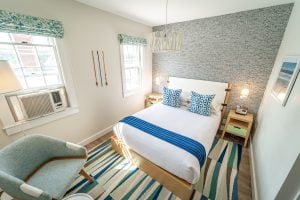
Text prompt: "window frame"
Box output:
[[0, 33, 65, 90], [120, 44, 144, 97], [0, 34, 79, 135]]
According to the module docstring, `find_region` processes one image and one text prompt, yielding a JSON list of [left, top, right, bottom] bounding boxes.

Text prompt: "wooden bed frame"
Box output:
[[111, 83, 232, 200], [111, 136, 194, 199]]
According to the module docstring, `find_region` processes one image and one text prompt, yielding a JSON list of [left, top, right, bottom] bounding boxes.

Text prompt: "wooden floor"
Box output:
[[85, 131, 252, 200], [216, 130, 252, 200], [85, 132, 113, 150]]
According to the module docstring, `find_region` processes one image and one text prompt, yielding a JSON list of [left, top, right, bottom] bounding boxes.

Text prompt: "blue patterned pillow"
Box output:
[[162, 87, 182, 108], [188, 91, 215, 116]]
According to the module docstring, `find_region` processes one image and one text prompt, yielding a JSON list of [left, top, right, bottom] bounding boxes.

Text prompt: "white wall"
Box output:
[[253, 1, 300, 199], [0, 0, 152, 147], [275, 155, 300, 200]]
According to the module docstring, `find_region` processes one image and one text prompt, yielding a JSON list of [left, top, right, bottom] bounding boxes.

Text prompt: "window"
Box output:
[[0, 32, 78, 135], [0, 32, 63, 89], [120, 44, 143, 97]]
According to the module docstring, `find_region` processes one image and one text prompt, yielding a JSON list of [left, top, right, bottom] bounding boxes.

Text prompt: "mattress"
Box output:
[[113, 103, 221, 184]]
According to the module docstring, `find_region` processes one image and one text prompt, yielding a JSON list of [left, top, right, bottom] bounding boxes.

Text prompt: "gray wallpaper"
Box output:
[[152, 4, 293, 114]]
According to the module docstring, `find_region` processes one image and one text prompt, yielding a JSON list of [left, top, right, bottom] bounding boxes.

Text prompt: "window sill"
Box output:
[[3, 107, 79, 135]]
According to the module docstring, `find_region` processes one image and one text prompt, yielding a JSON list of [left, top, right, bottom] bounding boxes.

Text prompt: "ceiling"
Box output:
[[75, 0, 294, 26]]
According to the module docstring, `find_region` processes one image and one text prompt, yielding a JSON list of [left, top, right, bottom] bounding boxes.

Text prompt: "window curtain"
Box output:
[[118, 34, 147, 46], [0, 10, 64, 38]]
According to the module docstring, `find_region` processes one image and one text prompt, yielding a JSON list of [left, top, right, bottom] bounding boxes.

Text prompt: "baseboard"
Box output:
[[249, 136, 259, 200], [78, 124, 114, 146]]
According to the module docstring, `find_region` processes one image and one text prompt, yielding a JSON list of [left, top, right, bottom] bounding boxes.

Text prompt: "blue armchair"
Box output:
[[0, 135, 94, 200]]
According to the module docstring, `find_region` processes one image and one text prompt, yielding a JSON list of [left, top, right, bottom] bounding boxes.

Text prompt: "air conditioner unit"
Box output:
[[6, 87, 69, 122]]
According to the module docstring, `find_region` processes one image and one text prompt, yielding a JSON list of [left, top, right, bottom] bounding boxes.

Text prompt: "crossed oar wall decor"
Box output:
[[91, 50, 108, 87]]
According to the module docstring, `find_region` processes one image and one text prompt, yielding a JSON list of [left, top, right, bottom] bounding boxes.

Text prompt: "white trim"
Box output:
[[3, 107, 79, 135], [271, 56, 300, 106], [249, 135, 259, 200], [0, 34, 63, 90], [0, 41, 53, 47], [54, 39, 78, 112], [0, 37, 79, 136], [119, 44, 144, 98], [78, 124, 114, 146], [20, 183, 43, 198]]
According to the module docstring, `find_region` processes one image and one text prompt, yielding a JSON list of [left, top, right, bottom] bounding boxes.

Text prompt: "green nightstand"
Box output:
[[222, 110, 253, 147]]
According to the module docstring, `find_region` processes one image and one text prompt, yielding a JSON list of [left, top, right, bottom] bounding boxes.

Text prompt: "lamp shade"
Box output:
[[0, 60, 22, 93], [240, 84, 250, 99]]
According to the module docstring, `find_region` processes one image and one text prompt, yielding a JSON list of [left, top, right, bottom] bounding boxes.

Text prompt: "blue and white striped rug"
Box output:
[[65, 137, 242, 200]]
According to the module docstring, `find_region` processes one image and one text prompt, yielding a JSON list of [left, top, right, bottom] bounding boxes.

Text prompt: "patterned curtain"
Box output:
[[118, 34, 147, 46], [0, 10, 64, 38]]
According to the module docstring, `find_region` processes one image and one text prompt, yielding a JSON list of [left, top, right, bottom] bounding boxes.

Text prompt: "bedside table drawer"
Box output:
[[145, 101, 154, 107], [222, 110, 253, 147], [145, 93, 163, 108], [226, 125, 247, 138]]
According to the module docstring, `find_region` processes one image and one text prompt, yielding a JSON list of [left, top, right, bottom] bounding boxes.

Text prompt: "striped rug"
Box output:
[[65, 137, 242, 200], [0, 138, 242, 200]]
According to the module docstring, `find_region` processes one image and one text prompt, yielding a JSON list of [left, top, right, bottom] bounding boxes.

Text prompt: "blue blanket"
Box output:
[[120, 116, 206, 166]]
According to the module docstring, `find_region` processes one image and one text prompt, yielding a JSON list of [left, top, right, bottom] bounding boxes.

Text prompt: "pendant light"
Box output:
[[151, 0, 183, 53]]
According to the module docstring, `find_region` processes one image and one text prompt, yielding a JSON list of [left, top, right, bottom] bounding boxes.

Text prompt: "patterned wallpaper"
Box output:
[[152, 4, 293, 114]]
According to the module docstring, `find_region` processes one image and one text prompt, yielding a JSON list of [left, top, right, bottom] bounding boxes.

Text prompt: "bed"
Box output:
[[112, 77, 231, 200]]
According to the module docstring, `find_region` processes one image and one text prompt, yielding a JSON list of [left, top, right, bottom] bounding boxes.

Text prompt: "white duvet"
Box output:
[[113, 103, 221, 184]]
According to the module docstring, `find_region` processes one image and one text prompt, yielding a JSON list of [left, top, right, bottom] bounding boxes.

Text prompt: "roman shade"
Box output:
[[118, 34, 147, 46], [0, 9, 64, 38]]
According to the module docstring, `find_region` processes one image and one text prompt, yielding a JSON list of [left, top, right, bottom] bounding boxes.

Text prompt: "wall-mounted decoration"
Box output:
[[91, 51, 99, 87], [101, 51, 108, 86], [272, 56, 300, 106], [91, 50, 106, 87], [96, 51, 104, 87]]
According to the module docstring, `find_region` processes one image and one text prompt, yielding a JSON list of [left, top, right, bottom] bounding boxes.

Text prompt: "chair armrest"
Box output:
[[42, 136, 87, 159], [66, 142, 88, 158], [0, 172, 51, 200]]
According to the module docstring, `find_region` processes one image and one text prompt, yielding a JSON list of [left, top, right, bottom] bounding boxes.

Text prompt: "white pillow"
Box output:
[[179, 91, 191, 107], [211, 99, 223, 111], [179, 91, 222, 112]]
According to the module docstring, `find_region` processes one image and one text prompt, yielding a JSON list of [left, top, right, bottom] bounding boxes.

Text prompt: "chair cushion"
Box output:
[[27, 159, 86, 199]]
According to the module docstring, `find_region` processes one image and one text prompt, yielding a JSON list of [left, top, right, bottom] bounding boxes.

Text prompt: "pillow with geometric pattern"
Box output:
[[188, 91, 215, 116], [162, 87, 182, 108]]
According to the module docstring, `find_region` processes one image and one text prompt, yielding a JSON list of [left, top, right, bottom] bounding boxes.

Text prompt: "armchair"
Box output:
[[0, 135, 94, 200]]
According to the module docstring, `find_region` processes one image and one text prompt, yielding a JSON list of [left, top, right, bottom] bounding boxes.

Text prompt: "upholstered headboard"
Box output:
[[168, 77, 228, 106], [167, 77, 232, 120]]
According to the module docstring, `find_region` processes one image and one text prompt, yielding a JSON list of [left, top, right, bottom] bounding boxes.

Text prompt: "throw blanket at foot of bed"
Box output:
[[120, 116, 207, 167]]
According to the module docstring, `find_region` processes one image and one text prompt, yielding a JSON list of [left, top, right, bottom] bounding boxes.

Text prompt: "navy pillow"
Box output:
[[162, 87, 182, 108], [188, 91, 215, 116]]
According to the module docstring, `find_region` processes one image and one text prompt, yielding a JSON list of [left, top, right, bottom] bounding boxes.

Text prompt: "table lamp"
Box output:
[[236, 83, 249, 115], [0, 60, 22, 94]]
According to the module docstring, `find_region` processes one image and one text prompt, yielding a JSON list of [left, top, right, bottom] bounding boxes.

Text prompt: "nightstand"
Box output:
[[221, 110, 253, 147], [145, 93, 163, 108]]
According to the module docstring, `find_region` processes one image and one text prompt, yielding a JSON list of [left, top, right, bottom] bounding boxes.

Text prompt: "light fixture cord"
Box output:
[[164, 0, 169, 35]]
